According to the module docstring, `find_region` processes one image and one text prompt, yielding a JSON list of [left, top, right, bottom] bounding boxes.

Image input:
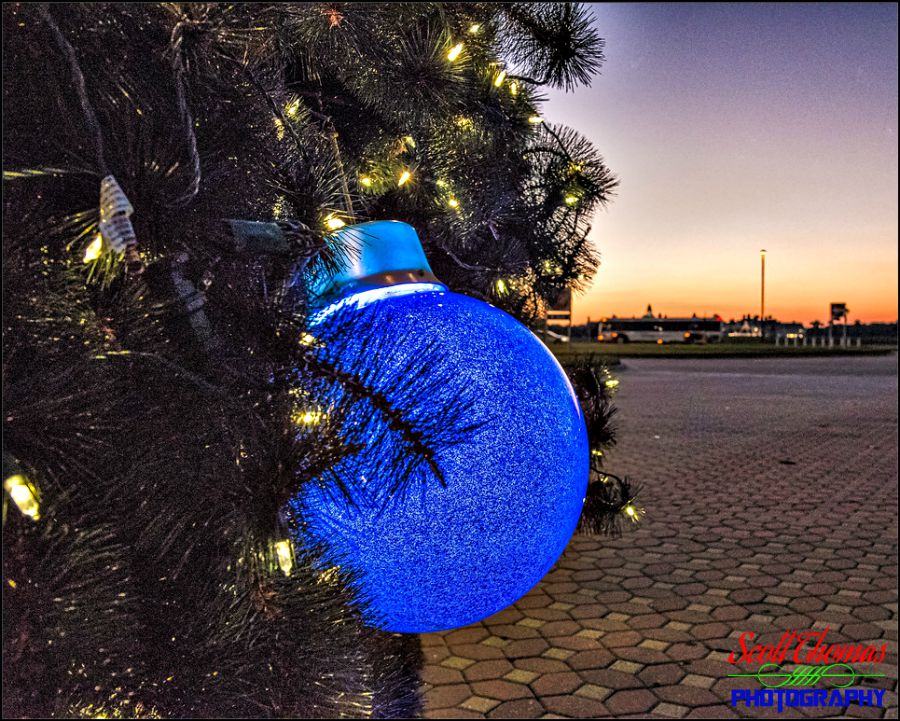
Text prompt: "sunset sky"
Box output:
[[544, 2, 898, 324]]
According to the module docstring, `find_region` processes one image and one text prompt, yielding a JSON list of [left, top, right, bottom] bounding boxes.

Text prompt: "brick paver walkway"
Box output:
[[421, 354, 899, 719]]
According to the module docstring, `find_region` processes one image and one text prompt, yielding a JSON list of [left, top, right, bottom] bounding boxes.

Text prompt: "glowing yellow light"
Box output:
[[623, 504, 644, 523], [325, 215, 346, 231], [591, 449, 604, 457], [447, 197, 459, 208], [299, 333, 317, 346], [494, 69, 507, 87], [528, 115, 543, 124], [317, 565, 342, 585], [274, 116, 285, 140], [398, 170, 412, 186], [657, 338, 664, 345], [4, 474, 39, 521], [447, 42, 464, 61], [605, 378, 620, 389], [285, 98, 301, 118], [510, 80, 519, 95], [83, 234, 103, 263], [564, 195, 579, 205], [360, 176, 372, 186], [293, 410, 323, 425], [436, 179, 448, 188], [275, 540, 293, 576], [495, 278, 508, 295], [403, 135, 416, 148], [8, 578, 16, 588], [469, 23, 481, 34], [455, 116, 474, 130]]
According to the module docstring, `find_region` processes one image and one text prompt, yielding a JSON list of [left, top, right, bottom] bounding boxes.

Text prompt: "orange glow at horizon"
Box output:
[[545, 4, 898, 327]]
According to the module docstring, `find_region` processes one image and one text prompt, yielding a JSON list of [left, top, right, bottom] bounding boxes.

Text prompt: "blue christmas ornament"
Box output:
[[291, 220, 589, 633]]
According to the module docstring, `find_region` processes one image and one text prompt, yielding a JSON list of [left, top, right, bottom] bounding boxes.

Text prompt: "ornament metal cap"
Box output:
[[307, 220, 444, 305]]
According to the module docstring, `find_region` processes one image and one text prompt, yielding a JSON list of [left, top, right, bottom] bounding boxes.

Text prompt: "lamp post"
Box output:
[[760, 249, 766, 337]]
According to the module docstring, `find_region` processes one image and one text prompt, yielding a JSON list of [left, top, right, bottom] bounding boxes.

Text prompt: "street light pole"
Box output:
[[760, 249, 766, 335]]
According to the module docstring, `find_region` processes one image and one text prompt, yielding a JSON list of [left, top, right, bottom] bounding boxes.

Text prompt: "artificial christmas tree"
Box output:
[[3, 3, 636, 716]]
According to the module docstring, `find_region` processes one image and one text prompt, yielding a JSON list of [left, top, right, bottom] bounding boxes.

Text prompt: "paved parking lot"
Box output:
[[422, 354, 899, 719]]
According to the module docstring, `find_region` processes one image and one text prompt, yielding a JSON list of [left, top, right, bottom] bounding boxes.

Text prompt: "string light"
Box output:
[[3, 474, 40, 521], [509, 80, 519, 96], [360, 176, 372, 187], [447, 197, 459, 208], [469, 23, 481, 34], [83, 234, 103, 263], [495, 278, 508, 295], [494, 69, 507, 87], [274, 116, 285, 140], [564, 194, 579, 205], [293, 410, 323, 425], [397, 169, 412, 186], [447, 42, 464, 62], [623, 503, 645, 524], [272, 195, 288, 218], [436, 179, 448, 188], [275, 540, 293, 576], [284, 98, 301, 118], [325, 214, 346, 231]]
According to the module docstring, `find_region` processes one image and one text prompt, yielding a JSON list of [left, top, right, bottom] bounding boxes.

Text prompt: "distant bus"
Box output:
[[597, 317, 723, 344]]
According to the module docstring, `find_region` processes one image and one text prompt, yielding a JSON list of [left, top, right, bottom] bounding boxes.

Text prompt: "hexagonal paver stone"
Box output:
[[604, 688, 658, 715], [441, 656, 475, 670], [481, 636, 509, 648], [460, 695, 500, 714], [639, 663, 686, 687], [652, 702, 690, 718], [503, 668, 539, 684], [691, 622, 730, 640], [654, 684, 721, 707], [425, 683, 473, 710], [542, 647, 574, 661], [445, 627, 491, 645], [486, 698, 545, 718], [464, 659, 514, 682], [422, 665, 465, 685], [471, 679, 534, 702], [603, 630, 644, 648], [567, 648, 615, 670], [575, 683, 612, 701], [514, 657, 570, 675], [541, 694, 610, 718], [531, 671, 583, 696], [505, 638, 550, 659]]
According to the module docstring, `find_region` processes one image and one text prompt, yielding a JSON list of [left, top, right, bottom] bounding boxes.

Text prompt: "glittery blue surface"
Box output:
[[291, 285, 589, 633]]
